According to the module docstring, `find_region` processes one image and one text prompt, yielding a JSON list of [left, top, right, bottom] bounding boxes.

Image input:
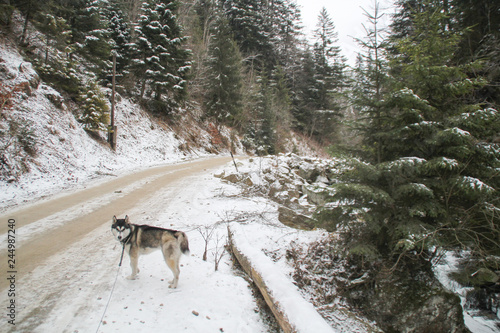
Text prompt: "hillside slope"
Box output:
[[0, 35, 223, 209], [0, 17, 325, 210]]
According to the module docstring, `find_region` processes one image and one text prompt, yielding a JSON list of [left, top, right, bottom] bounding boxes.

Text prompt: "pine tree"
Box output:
[[254, 75, 276, 155], [185, 0, 218, 100], [323, 0, 500, 263], [306, 7, 346, 143], [270, 65, 292, 131], [452, 0, 500, 107], [264, 0, 302, 69], [221, 0, 274, 69], [130, 0, 191, 108], [106, 0, 131, 83], [32, 11, 82, 96], [78, 81, 110, 131], [77, 0, 113, 70], [352, 1, 390, 163], [204, 16, 243, 126], [291, 48, 317, 133], [312, 7, 344, 110]]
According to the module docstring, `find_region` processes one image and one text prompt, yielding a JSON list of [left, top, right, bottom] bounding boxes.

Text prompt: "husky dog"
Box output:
[[111, 215, 190, 288]]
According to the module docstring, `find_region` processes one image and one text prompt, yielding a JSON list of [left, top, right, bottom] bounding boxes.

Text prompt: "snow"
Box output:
[[1, 24, 497, 332], [0, 37, 228, 211], [448, 127, 471, 137], [393, 87, 427, 102], [386, 156, 427, 171], [0, 166, 269, 332], [436, 157, 459, 170], [0, 41, 350, 333], [434, 252, 500, 333], [458, 176, 495, 193], [0, 155, 362, 333], [230, 223, 336, 333], [460, 107, 498, 121]]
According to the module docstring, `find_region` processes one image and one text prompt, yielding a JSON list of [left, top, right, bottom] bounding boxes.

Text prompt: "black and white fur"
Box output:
[[111, 215, 190, 288]]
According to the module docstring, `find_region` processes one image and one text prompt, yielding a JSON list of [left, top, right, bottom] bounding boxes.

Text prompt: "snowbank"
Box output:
[[229, 223, 336, 333]]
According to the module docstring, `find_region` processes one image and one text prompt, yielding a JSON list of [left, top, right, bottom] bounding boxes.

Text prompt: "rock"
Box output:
[[347, 260, 470, 333], [471, 267, 499, 286], [16, 81, 32, 96], [214, 171, 225, 179], [0, 63, 15, 80], [316, 174, 330, 185], [242, 176, 253, 186], [302, 184, 333, 206], [297, 162, 320, 183], [19, 62, 40, 89], [222, 173, 240, 183], [43, 89, 64, 109], [278, 206, 315, 230]]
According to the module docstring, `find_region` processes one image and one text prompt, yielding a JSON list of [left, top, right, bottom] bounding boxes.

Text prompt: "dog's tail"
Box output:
[[175, 231, 190, 255]]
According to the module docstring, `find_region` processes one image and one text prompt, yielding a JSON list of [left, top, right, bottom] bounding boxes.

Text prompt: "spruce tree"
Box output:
[[77, 0, 112, 71], [324, 0, 500, 263], [78, 81, 110, 131], [204, 17, 243, 126], [308, 7, 346, 143], [221, 0, 273, 69], [452, 0, 500, 107], [312, 7, 344, 111], [255, 75, 276, 155], [130, 0, 191, 108], [352, 1, 390, 163], [265, 0, 302, 69], [291, 48, 317, 133], [106, 0, 131, 83]]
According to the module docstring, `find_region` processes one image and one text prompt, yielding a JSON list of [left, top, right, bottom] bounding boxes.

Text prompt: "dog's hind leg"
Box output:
[[163, 244, 180, 288], [127, 248, 140, 280]]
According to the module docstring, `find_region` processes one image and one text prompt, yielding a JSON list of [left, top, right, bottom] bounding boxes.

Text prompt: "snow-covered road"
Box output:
[[0, 156, 271, 333]]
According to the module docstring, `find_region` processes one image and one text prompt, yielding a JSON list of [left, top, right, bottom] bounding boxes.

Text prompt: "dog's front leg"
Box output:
[[127, 248, 140, 280]]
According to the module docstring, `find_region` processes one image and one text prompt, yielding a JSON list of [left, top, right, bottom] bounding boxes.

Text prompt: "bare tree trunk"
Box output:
[[21, 7, 31, 45]]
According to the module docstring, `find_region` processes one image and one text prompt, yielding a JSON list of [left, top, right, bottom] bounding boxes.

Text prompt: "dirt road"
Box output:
[[0, 155, 269, 333], [0, 156, 232, 291]]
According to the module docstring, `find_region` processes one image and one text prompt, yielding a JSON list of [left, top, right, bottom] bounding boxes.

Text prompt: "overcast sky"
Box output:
[[295, 0, 396, 66]]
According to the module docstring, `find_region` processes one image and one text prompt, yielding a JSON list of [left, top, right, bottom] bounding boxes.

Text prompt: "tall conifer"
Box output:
[[130, 0, 190, 107], [325, 0, 500, 262], [204, 17, 243, 126]]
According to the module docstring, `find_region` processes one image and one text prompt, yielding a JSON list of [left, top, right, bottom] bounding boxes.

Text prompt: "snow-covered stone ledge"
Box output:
[[228, 223, 336, 333]]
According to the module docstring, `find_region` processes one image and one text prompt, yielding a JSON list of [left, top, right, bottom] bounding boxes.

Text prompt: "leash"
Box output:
[[118, 243, 126, 267], [95, 243, 125, 333]]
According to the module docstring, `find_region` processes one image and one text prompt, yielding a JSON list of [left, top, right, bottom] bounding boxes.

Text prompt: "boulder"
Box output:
[[302, 184, 333, 206], [222, 173, 241, 184], [297, 162, 320, 183], [471, 267, 499, 286], [347, 260, 470, 333], [278, 206, 315, 230], [43, 89, 64, 109], [19, 62, 40, 89]]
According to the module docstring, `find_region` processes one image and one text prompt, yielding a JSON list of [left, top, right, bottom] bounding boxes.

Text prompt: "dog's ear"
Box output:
[[124, 215, 129, 223], [112, 215, 117, 223]]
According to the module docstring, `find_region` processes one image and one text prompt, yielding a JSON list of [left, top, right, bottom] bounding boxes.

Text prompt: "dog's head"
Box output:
[[111, 215, 131, 242]]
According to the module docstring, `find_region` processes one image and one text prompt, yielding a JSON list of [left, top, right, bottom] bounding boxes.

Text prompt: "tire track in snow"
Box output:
[[0, 157, 231, 291]]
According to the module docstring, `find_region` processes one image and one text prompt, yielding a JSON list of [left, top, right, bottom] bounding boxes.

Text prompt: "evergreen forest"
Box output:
[[1, 0, 499, 328]]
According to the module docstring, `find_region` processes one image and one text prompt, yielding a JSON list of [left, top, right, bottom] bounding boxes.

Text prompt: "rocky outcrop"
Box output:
[[220, 154, 471, 333], [277, 206, 315, 230], [360, 266, 470, 333]]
